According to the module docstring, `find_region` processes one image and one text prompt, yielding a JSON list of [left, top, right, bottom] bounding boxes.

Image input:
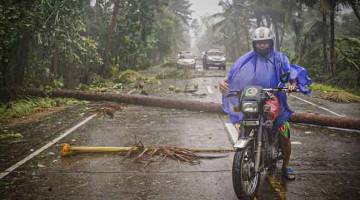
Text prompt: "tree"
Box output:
[[102, 0, 120, 78]]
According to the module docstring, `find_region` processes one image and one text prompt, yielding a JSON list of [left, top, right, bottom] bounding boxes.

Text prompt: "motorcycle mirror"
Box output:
[[280, 72, 290, 83]]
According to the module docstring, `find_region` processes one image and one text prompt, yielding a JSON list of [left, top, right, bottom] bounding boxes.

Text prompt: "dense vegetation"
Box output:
[[0, 0, 359, 98], [0, 0, 192, 95], [196, 0, 360, 90]]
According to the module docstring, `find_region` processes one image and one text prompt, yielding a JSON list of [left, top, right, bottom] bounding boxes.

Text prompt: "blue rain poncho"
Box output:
[[222, 50, 312, 129]]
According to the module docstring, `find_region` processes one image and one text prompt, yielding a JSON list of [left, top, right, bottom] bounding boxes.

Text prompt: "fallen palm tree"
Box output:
[[20, 89, 360, 130], [61, 143, 233, 165]]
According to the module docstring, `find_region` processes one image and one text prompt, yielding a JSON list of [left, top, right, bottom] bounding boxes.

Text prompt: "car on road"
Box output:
[[177, 51, 196, 69], [202, 49, 226, 70]]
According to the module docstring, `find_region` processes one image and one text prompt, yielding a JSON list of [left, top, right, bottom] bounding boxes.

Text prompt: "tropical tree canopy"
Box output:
[[0, 0, 193, 90], [196, 0, 360, 89]]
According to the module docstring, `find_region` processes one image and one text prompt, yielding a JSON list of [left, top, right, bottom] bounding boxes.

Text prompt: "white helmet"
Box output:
[[251, 27, 274, 41]]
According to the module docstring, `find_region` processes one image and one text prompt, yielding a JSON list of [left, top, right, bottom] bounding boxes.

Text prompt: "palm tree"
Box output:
[[300, 0, 356, 75], [209, 0, 251, 59]]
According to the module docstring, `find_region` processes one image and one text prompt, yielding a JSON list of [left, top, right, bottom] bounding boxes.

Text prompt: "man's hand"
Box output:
[[288, 82, 297, 92], [219, 78, 229, 94]]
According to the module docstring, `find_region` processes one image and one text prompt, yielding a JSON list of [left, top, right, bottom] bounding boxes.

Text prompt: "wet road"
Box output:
[[1, 63, 360, 199]]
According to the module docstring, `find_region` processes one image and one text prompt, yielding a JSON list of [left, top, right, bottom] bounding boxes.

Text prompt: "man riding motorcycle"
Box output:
[[220, 27, 312, 180]]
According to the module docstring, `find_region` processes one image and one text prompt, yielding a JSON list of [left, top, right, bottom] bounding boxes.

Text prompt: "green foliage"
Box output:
[[0, 0, 104, 90], [311, 83, 342, 92], [51, 79, 64, 90], [0, 132, 23, 141], [311, 83, 360, 102], [0, 0, 193, 91], [336, 37, 360, 71], [117, 70, 142, 84], [77, 74, 114, 92], [0, 97, 85, 121], [318, 38, 360, 90], [4, 0, 358, 97]]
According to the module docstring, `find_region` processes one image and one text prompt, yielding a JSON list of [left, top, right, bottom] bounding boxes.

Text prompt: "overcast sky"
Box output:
[[188, 0, 222, 19]]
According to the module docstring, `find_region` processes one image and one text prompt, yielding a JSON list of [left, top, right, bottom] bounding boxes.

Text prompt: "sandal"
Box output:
[[282, 167, 296, 180]]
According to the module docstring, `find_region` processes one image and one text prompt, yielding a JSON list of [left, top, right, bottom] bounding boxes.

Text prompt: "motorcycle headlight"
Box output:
[[242, 102, 258, 113]]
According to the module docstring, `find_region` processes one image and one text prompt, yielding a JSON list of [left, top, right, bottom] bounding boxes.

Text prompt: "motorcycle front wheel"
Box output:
[[232, 144, 260, 200]]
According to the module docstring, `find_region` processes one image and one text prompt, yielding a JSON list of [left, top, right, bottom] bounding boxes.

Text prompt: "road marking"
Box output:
[[293, 123, 360, 133], [295, 169, 360, 174], [327, 126, 360, 133], [290, 95, 345, 117], [291, 141, 302, 145], [0, 114, 97, 180], [224, 122, 237, 145], [206, 86, 214, 94], [267, 175, 286, 200]]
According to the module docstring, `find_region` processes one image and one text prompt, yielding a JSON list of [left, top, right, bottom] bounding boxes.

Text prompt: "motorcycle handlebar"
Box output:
[[262, 87, 299, 93], [226, 88, 299, 96]]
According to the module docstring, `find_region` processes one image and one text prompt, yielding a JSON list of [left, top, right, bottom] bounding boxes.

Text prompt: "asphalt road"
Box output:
[[0, 63, 359, 200]]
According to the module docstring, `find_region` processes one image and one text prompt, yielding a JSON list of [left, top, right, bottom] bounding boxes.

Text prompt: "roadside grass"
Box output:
[[311, 83, 360, 103], [0, 97, 87, 122], [0, 130, 23, 141]]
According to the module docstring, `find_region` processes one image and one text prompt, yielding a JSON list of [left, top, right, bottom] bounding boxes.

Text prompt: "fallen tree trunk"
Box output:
[[22, 89, 360, 130], [23, 89, 223, 112], [290, 112, 360, 130]]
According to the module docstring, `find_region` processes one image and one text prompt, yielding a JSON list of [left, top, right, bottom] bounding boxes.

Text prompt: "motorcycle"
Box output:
[[226, 73, 294, 200]]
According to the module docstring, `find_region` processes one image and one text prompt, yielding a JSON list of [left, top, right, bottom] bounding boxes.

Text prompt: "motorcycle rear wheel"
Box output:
[[232, 144, 260, 200]]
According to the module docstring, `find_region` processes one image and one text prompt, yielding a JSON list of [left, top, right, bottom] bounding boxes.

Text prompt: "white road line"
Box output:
[[290, 95, 345, 117], [0, 114, 97, 180], [291, 141, 302, 145], [294, 123, 360, 133], [295, 170, 360, 174], [206, 86, 214, 94], [224, 122, 238, 145]]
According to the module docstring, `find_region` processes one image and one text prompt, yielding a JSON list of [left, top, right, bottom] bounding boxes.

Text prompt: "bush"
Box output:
[[117, 70, 142, 84]]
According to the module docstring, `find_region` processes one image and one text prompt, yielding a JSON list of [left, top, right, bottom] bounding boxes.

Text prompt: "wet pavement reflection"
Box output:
[[1, 67, 360, 199]]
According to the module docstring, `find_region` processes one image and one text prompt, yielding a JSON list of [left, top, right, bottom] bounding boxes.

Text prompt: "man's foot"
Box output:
[[282, 167, 296, 180], [234, 123, 241, 133]]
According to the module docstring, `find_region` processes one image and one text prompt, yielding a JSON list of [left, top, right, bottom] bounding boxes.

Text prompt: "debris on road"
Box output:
[[184, 83, 198, 93], [174, 87, 181, 93], [267, 175, 286, 200], [0, 132, 23, 140], [37, 164, 46, 168], [117, 70, 142, 84], [168, 85, 175, 91], [60, 143, 233, 165], [318, 91, 360, 103], [127, 89, 137, 95], [191, 92, 208, 98], [88, 102, 126, 119]]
